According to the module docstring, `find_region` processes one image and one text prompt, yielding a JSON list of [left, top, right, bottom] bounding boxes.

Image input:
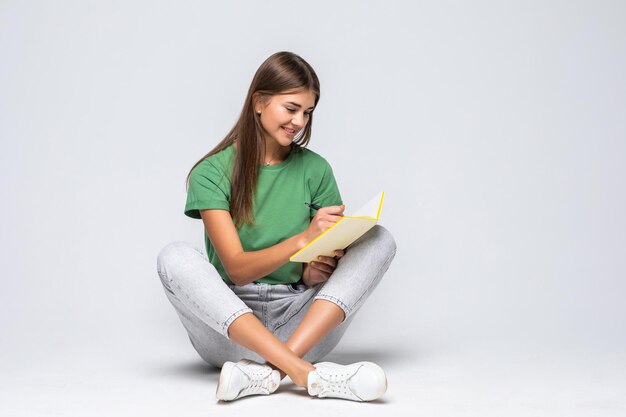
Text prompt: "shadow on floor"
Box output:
[[320, 345, 418, 366], [147, 359, 220, 380], [147, 344, 417, 382]]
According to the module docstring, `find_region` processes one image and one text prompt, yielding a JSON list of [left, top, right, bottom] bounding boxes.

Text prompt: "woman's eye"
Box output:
[[285, 107, 312, 117]]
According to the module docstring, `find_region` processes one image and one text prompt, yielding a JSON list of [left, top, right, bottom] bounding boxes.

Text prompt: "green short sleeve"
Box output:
[[184, 160, 231, 219], [311, 162, 343, 212]]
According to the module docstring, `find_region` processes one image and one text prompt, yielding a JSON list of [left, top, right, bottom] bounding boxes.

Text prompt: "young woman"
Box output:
[[156, 51, 397, 402]]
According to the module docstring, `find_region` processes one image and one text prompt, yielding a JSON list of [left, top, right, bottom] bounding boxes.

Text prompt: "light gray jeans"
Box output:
[[156, 225, 397, 367]]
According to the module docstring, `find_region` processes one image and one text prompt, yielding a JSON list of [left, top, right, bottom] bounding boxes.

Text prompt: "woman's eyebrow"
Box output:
[[286, 101, 315, 110]]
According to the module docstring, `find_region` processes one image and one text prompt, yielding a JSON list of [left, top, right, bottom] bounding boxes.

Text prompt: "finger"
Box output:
[[322, 214, 343, 223], [333, 250, 345, 258], [320, 205, 345, 216], [310, 260, 334, 274], [311, 260, 333, 273], [313, 217, 341, 230], [316, 256, 337, 268], [319, 220, 338, 231], [319, 219, 342, 231]]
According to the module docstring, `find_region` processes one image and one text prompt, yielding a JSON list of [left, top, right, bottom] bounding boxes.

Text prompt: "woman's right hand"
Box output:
[[302, 204, 345, 244]]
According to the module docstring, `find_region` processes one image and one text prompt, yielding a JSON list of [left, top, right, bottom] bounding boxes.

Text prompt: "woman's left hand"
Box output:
[[302, 249, 345, 287]]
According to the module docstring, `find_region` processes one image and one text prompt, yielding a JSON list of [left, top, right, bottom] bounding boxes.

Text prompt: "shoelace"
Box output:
[[239, 368, 275, 395], [316, 369, 356, 397]]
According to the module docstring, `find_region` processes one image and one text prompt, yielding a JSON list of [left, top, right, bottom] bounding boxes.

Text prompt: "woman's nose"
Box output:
[[291, 112, 304, 126]]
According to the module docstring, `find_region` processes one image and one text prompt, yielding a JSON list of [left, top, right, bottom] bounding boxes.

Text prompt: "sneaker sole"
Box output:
[[358, 362, 387, 401], [216, 361, 236, 401]]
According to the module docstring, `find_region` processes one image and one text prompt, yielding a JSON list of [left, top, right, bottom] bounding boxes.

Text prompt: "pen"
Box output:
[[305, 202, 322, 211]]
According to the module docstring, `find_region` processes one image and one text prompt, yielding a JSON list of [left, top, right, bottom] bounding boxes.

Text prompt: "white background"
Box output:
[[1, 1, 625, 416]]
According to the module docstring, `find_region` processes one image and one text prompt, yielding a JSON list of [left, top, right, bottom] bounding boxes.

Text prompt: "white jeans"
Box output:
[[156, 225, 397, 367]]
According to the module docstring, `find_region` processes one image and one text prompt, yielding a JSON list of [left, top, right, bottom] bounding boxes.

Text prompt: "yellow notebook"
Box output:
[[290, 191, 385, 263]]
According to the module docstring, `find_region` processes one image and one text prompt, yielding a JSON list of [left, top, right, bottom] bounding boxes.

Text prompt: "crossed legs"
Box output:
[[157, 226, 397, 399], [227, 299, 345, 387]]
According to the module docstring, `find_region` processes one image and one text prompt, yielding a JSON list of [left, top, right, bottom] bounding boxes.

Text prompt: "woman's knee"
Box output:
[[156, 241, 197, 282], [369, 225, 397, 258]]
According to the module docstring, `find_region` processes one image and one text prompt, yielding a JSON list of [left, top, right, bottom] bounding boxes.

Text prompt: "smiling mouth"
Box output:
[[282, 127, 296, 135]]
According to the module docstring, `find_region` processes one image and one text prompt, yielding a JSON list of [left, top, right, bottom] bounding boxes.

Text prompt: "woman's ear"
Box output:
[[252, 92, 262, 114], [252, 92, 270, 114]]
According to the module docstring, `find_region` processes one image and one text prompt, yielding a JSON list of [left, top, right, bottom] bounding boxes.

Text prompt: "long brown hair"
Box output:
[[186, 51, 321, 227]]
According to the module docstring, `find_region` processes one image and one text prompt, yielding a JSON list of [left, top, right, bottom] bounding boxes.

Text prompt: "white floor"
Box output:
[[1, 336, 624, 417]]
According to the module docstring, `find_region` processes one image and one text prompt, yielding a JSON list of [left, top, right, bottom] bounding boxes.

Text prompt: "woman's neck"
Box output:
[[232, 139, 292, 166], [262, 140, 292, 165]]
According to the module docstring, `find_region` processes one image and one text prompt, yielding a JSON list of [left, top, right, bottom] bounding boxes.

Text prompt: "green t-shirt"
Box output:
[[184, 143, 343, 285]]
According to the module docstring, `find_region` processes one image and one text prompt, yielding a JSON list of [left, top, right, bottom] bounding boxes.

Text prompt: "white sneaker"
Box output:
[[307, 361, 387, 401], [216, 359, 280, 401]]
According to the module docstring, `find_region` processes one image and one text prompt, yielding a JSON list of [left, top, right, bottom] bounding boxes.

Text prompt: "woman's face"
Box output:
[[255, 89, 316, 147]]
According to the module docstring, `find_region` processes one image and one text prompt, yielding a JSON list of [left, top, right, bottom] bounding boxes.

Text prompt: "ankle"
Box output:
[[289, 362, 315, 388], [265, 359, 313, 387], [266, 362, 286, 380]]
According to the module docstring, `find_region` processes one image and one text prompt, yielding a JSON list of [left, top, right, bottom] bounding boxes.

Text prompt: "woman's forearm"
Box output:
[[228, 231, 310, 285]]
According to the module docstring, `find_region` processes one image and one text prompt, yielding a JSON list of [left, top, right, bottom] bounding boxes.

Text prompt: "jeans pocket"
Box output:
[[287, 282, 309, 294]]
